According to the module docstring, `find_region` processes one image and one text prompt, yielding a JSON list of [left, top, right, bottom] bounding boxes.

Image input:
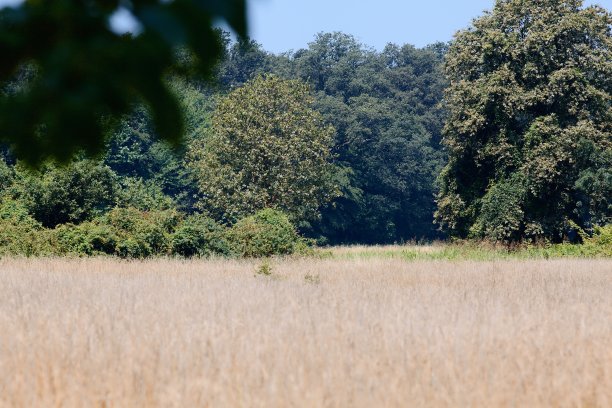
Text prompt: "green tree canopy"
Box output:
[[188, 75, 338, 223], [436, 0, 612, 242], [12, 160, 119, 228], [0, 0, 246, 164], [284, 33, 447, 243], [218, 37, 272, 89]]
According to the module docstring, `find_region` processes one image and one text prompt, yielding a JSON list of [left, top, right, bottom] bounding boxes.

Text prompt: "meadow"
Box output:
[[0, 252, 610, 407]]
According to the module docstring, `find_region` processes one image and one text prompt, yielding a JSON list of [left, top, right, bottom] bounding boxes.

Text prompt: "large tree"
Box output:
[[436, 0, 611, 242], [188, 75, 338, 223]]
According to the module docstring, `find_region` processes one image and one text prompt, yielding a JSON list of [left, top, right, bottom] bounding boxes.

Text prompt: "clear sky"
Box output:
[[248, 0, 612, 53], [0, 0, 610, 53]]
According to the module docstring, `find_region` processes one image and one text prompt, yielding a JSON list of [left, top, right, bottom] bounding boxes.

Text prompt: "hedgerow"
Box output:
[[0, 204, 307, 258]]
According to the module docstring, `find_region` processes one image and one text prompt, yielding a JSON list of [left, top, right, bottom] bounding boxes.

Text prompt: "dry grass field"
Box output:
[[0, 256, 611, 407]]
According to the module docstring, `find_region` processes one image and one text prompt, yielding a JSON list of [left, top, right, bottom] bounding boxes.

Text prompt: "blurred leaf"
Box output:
[[0, 0, 247, 165]]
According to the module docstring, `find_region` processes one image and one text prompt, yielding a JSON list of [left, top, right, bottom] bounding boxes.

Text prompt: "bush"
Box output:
[[16, 160, 119, 228], [102, 207, 181, 257], [0, 199, 55, 256], [0, 201, 312, 259], [53, 222, 118, 256], [227, 209, 302, 257], [582, 224, 612, 257], [52, 207, 182, 258], [171, 214, 231, 257]]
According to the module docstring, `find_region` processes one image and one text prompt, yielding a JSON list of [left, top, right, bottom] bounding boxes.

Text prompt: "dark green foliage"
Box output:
[[278, 33, 447, 243], [218, 38, 271, 89], [53, 222, 118, 256], [53, 207, 182, 258], [104, 101, 203, 211], [470, 174, 527, 242], [573, 141, 612, 228], [16, 160, 119, 228], [0, 156, 13, 191], [437, 0, 612, 242], [171, 214, 231, 257], [116, 178, 176, 212], [0, 0, 246, 164], [0, 198, 54, 256], [228, 209, 303, 257]]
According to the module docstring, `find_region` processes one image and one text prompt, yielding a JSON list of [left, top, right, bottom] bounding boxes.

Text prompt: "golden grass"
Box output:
[[321, 243, 444, 255], [0, 257, 611, 407]]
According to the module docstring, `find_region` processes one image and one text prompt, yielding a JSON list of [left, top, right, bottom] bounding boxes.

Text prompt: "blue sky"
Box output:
[[1, 0, 610, 52], [248, 0, 612, 52]]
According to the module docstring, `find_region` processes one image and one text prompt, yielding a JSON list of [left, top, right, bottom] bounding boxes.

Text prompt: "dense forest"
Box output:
[[0, 0, 610, 257], [0, 31, 448, 254]]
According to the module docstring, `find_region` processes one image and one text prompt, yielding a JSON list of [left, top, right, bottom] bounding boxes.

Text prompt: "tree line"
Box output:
[[1, 30, 448, 253], [0, 0, 610, 257]]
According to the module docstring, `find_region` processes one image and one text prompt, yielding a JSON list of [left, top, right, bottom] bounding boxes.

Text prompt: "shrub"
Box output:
[[53, 223, 95, 255], [227, 209, 302, 257], [0, 199, 55, 256], [102, 207, 181, 258], [0, 202, 311, 259], [53, 222, 118, 256], [582, 224, 612, 257], [171, 214, 231, 257], [52, 207, 182, 258], [16, 160, 119, 228]]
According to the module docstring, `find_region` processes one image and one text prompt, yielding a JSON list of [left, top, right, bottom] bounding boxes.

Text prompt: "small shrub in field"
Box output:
[[304, 272, 321, 284], [255, 259, 273, 276], [171, 214, 231, 257], [228, 209, 302, 257]]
